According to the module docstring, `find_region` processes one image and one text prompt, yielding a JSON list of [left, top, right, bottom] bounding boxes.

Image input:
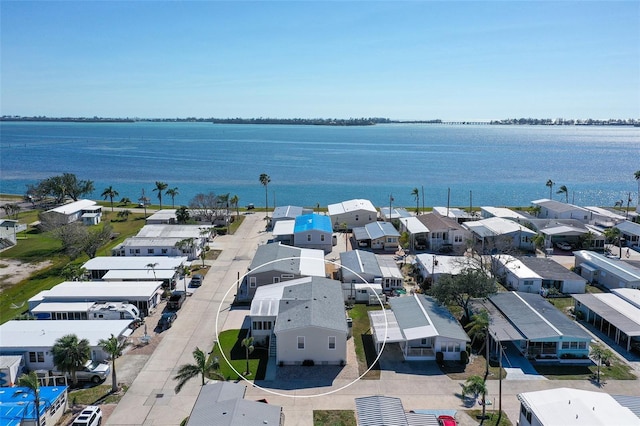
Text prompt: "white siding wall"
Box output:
[[276, 328, 347, 365]]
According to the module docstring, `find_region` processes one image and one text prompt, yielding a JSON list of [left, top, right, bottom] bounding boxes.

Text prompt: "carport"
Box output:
[[573, 292, 640, 352]]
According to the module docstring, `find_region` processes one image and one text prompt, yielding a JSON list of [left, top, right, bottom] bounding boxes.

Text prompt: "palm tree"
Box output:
[[241, 336, 254, 375], [14, 371, 41, 426], [176, 206, 190, 224], [465, 310, 490, 378], [153, 181, 168, 209], [634, 170, 640, 213], [101, 186, 119, 212], [259, 173, 271, 218], [556, 184, 569, 203], [51, 334, 91, 386], [230, 194, 240, 218], [411, 187, 420, 214], [165, 187, 179, 208], [590, 343, 613, 386], [146, 262, 159, 280], [545, 179, 554, 199], [173, 347, 225, 393], [175, 238, 195, 259], [98, 334, 132, 393], [462, 375, 488, 422]]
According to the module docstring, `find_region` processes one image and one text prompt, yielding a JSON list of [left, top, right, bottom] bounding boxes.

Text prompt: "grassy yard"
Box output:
[[211, 329, 268, 381], [0, 210, 147, 324], [466, 410, 512, 426], [440, 354, 506, 381], [313, 410, 356, 426], [68, 384, 129, 405], [533, 358, 636, 381], [349, 304, 382, 379]]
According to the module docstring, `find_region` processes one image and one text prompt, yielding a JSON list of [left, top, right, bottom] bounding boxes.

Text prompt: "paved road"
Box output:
[[106, 214, 640, 426]]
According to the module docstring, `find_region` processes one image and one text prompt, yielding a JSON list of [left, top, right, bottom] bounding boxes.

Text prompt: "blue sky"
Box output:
[[1, 1, 638, 120]]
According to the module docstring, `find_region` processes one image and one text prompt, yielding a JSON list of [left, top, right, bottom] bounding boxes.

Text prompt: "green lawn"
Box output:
[[349, 304, 382, 379], [533, 358, 636, 381], [313, 410, 356, 426], [212, 329, 268, 381], [0, 210, 147, 324], [466, 410, 512, 426]]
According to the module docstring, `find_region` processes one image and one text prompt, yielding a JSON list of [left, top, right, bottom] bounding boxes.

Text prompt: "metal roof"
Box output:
[[31, 301, 95, 313], [573, 293, 640, 336], [136, 224, 212, 238], [29, 281, 163, 302], [380, 207, 412, 220], [102, 269, 176, 280], [481, 206, 528, 220], [46, 199, 96, 214], [489, 292, 591, 341], [82, 256, 187, 270], [518, 256, 586, 282], [187, 382, 282, 426], [574, 250, 640, 283], [0, 319, 132, 348], [363, 221, 400, 240], [369, 310, 405, 344], [465, 217, 536, 237], [272, 205, 304, 220], [0, 386, 68, 426], [272, 219, 295, 236], [617, 219, 640, 236], [613, 288, 640, 309], [340, 250, 381, 282], [328, 199, 376, 215], [355, 395, 409, 426], [398, 216, 429, 234], [375, 255, 404, 279], [432, 207, 473, 219], [531, 199, 589, 215], [250, 243, 326, 277], [517, 388, 640, 426], [294, 213, 332, 234]]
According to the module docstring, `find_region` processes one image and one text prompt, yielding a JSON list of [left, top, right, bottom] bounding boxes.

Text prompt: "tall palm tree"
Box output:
[[545, 179, 554, 199], [230, 194, 240, 218], [634, 170, 640, 212], [556, 184, 569, 203], [173, 347, 225, 393], [153, 181, 168, 209], [101, 186, 119, 212], [14, 371, 41, 426], [51, 334, 91, 386], [411, 187, 420, 214], [259, 174, 271, 218], [98, 334, 132, 393], [590, 343, 613, 386], [146, 262, 159, 280], [465, 310, 489, 354], [241, 336, 254, 375], [165, 187, 179, 208], [462, 375, 488, 423]]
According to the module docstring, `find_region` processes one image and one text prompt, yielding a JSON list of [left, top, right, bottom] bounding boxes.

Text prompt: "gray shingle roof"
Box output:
[[340, 250, 382, 282], [274, 279, 347, 333], [249, 242, 301, 273], [518, 256, 585, 281]]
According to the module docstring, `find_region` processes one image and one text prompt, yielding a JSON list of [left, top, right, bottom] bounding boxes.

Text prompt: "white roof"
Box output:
[[136, 224, 212, 239], [145, 209, 177, 222], [584, 206, 626, 220], [272, 220, 295, 236], [592, 293, 640, 327], [433, 206, 472, 219], [375, 255, 404, 279], [612, 288, 640, 309], [481, 206, 527, 220], [368, 310, 406, 344], [518, 387, 640, 426], [298, 248, 327, 277], [0, 320, 132, 349], [29, 281, 163, 303], [47, 199, 96, 214], [465, 216, 536, 236], [617, 220, 640, 236], [83, 256, 187, 270], [399, 216, 429, 234], [414, 254, 468, 276], [328, 199, 376, 215], [102, 269, 176, 280], [495, 255, 541, 279], [250, 280, 302, 317], [31, 301, 95, 313]]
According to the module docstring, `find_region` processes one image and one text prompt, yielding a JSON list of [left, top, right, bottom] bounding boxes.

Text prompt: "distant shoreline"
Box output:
[[1, 116, 638, 126]]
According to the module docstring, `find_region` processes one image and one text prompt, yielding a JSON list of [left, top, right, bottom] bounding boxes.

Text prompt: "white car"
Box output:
[[72, 405, 102, 426], [556, 242, 572, 251]]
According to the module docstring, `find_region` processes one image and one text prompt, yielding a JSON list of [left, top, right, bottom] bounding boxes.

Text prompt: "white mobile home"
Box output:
[[531, 198, 590, 222], [328, 199, 377, 231], [574, 250, 640, 290], [30, 301, 140, 321], [28, 281, 163, 315], [82, 256, 187, 281], [0, 320, 132, 371], [41, 199, 102, 226], [493, 255, 586, 294]]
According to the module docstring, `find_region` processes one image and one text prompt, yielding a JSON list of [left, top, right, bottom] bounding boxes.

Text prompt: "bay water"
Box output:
[[1, 121, 638, 209]]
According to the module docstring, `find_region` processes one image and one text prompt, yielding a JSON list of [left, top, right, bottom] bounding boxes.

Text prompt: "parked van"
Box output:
[[72, 405, 102, 426]]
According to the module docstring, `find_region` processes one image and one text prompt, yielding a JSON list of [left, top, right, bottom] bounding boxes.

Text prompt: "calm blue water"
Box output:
[[1, 121, 639, 209]]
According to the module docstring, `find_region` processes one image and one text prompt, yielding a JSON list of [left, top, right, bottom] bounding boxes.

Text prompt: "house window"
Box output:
[[161, 249, 168, 254], [454, 235, 463, 243], [263, 321, 272, 330], [523, 280, 533, 286], [307, 234, 311, 242], [249, 277, 256, 288], [134, 249, 140, 254], [321, 234, 325, 241], [253, 321, 262, 330], [328, 336, 336, 350], [29, 352, 44, 363], [129, 249, 135, 254], [281, 274, 294, 279], [355, 215, 359, 221], [297, 336, 305, 349], [148, 249, 155, 254], [273, 277, 280, 283]]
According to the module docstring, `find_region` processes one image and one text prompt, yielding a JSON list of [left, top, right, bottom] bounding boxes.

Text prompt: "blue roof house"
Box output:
[[292, 214, 334, 254], [0, 385, 68, 426]]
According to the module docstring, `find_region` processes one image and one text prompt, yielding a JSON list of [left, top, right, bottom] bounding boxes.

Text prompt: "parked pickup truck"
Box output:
[[167, 291, 186, 310], [52, 360, 110, 384]]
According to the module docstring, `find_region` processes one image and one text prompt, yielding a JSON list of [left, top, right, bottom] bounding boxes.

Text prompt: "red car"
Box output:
[[438, 415, 457, 426]]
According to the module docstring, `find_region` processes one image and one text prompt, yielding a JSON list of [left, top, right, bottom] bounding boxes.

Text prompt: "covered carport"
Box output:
[[573, 292, 640, 352]]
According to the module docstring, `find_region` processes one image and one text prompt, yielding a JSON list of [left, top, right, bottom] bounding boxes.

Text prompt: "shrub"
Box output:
[[302, 359, 315, 367], [460, 350, 469, 365]]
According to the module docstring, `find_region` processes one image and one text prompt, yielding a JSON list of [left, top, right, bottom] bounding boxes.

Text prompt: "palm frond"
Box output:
[[173, 364, 201, 393]]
